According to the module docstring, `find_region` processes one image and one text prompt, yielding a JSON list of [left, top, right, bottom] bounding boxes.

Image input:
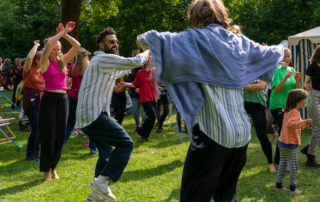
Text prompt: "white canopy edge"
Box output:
[[288, 26, 320, 46]]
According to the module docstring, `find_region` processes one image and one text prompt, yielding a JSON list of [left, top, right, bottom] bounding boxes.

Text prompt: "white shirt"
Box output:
[[75, 51, 147, 128]]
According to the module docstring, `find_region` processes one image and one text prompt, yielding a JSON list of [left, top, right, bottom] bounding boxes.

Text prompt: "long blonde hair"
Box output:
[[188, 0, 233, 29], [71, 47, 91, 76], [47, 40, 67, 73]]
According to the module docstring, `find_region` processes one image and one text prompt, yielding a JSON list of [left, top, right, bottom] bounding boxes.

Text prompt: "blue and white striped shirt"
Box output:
[[75, 51, 147, 128], [196, 84, 251, 148]]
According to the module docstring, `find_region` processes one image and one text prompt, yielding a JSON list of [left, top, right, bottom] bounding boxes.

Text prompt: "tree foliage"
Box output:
[[226, 0, 320, 45], [0, 0, 61, 60], [1, 0, 320, 60]]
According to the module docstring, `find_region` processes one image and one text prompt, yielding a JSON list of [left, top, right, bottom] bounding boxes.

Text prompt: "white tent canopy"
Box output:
[[288, 26, 320, 46]]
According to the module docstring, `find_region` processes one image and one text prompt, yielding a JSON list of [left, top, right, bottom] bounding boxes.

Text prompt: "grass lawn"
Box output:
[[0, 90, 320, 202]]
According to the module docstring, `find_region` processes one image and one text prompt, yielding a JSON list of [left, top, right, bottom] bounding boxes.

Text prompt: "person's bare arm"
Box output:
[[58, 22, 81, 67], [273, 72, 294, 94], [24, 40, 40, 73], [243, 80, 266, 91]]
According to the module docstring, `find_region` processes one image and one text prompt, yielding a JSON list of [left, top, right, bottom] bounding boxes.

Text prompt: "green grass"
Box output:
[[0, 90, 320, 202]]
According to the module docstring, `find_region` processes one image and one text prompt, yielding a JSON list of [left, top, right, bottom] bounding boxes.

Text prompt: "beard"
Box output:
[[104, 44, 119, 55]]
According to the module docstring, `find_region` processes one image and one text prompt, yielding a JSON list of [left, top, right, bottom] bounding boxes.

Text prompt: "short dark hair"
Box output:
[[284, 89, 308, 113], [96, 27, 116, 46]]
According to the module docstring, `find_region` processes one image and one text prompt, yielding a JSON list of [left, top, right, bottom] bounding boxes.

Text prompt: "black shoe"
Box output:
[[156, 128, 163, 133], [136, 131, 146, 142], [300, 144, 309, 155], [306, 153, 320, 167], [35, 154, 40, 159], [26, 157, 39, 162], [145, 138, 151, 142]]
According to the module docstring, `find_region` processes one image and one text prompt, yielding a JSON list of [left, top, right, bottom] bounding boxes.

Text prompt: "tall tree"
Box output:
[[61, 0, 81, 54]]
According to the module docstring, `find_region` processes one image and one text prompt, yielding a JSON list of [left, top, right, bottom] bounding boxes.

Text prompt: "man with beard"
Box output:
[[75, 27, 150, 202]]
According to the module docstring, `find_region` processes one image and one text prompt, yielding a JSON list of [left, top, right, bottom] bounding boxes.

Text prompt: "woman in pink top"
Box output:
[[39, 22, 80, 181], [64, 48, 91, 143]]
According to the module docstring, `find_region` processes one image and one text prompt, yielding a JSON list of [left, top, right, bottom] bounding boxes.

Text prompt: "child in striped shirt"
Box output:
[[275, 89, 312, 194]]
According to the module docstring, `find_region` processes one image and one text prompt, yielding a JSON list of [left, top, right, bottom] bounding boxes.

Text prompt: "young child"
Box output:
[[275, 89, 312, 194]]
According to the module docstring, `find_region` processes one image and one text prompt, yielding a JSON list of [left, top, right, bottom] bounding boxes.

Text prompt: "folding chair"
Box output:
[[0, 118, 23, 149]]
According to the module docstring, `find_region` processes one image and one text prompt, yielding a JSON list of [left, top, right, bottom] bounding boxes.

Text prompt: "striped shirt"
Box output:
[[75, 51, 148, 128], [279, 109, 306, 146], [196, 84, 251, 148]]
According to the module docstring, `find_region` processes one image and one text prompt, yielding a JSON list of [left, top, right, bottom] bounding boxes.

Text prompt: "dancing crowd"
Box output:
[[1, 0, 320, 201]]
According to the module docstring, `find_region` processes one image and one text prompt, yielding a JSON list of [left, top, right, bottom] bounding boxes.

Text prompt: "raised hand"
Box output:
[[64, 21, 76, 33], [114, 86, 119, 93], [306, 118, 312, 126], [305, 83, 313, 91], [56, 23, 64, 33], [34, 40, 40, 47], [117, 82, 126, 87], [294, 72, 303, 81], [284, 71, 294, 79]]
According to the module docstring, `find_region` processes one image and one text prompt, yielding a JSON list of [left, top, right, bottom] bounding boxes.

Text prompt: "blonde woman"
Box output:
[[39, 22, 80, 181]]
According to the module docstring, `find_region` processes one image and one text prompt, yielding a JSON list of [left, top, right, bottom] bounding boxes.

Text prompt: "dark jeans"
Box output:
[[65, 96, 78, 143], [271, 108, 284, 163], [89, 140, 97, 152], [244, 102, 273, 164], [138, 102, 156, 139], [156, 91, 169, 129], [39, 92, 68, 172], [82, 112, 133, 182], [111, 92, 127, 125], [180, 124, 248, 202], [26, 95, 40, 159], [11, 82, 21, 109]]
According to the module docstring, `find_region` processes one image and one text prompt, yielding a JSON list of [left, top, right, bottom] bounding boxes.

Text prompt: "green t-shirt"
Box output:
[[270, 66, 296, 110], [243, 89, 267, 108]]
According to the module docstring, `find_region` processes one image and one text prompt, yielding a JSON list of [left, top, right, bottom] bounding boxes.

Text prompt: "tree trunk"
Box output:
[[61, 0, 81, 54]]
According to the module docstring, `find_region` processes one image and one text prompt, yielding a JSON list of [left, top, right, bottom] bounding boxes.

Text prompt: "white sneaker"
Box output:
[[87, 192, 105, 202], [89, 178, 117, 202]]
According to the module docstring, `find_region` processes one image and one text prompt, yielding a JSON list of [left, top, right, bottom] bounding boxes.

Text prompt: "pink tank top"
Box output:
[[42, 59, 67, 91]]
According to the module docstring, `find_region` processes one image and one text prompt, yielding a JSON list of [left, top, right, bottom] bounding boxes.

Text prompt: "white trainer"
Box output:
[[89, 178, 117, 202], [87, 192, 105, 202]]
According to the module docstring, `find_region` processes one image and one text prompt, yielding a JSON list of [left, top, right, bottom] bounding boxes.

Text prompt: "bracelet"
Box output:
[[125, 83, 128, 87], [114, 85, 117, 88], [249, 84, 251, 88], [66, 36, 71, 41]]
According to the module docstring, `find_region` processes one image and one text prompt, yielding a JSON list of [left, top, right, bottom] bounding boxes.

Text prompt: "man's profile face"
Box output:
[[101, 34, 119, 55]]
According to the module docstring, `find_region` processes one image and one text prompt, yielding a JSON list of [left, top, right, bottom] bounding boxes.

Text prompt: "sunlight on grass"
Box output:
[[1, 90, 320, 201]]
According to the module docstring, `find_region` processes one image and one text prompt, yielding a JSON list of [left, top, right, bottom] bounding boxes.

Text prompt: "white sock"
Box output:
[[96, 175, 109, 185]]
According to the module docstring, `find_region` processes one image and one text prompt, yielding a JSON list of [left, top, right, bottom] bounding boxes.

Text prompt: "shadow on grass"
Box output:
[[121, 160, 183, 183], [159, 188, 180, 202], [0, 179, 44, 196]]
